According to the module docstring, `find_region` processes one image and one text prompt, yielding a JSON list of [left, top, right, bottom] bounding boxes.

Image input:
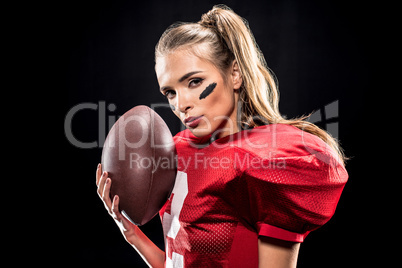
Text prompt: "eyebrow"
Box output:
[[160, 70, 204, 92], [179, 71, 203, 82]]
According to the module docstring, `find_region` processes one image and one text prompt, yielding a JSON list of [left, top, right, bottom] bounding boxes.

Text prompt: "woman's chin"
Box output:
[[188, 127, 212, 138]]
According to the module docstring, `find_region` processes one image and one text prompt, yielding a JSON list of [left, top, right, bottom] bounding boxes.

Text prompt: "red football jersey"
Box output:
[[159, 124, 348, 267]]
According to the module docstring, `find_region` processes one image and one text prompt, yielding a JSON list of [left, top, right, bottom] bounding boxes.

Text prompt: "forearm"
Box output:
[[128, 226, 165, 268]]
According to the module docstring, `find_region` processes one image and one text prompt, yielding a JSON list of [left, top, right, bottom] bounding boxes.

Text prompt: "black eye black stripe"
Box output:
[[199, 83, 217, 100]]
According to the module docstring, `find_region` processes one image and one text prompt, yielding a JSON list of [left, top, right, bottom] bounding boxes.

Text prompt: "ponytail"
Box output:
[[155, 5, 346, 164], [199, 5, 281, 126]]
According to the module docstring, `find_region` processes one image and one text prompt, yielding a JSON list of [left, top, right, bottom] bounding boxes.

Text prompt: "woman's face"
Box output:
[[156, 48, 242, 139]]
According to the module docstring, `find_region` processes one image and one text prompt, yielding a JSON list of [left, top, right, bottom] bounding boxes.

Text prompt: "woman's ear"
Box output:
[[231, 60, 243, 90]]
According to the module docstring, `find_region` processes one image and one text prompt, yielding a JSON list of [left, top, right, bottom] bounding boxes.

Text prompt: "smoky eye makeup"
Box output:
[[163, 89, 176, 99], [199, 82, 217, 100], [189, 78, 204, 88]]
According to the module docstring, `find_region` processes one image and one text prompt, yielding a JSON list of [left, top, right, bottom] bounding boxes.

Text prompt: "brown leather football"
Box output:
[[101, 105, 177, 225]]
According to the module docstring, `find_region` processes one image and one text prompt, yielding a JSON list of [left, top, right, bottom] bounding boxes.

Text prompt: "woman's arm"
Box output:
[[258, 236, 300, 268], [110, 195, 165, 268], [96, 164, 165, 268]]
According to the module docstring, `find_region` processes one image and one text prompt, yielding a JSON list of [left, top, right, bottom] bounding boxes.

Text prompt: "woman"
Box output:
[[96, 5, 348, 267]]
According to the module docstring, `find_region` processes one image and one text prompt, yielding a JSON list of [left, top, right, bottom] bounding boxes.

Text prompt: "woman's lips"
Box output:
[[184, 115, 204, 128]]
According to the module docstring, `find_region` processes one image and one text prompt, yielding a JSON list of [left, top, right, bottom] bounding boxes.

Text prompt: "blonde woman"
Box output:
[[96, 5, 348, 268]]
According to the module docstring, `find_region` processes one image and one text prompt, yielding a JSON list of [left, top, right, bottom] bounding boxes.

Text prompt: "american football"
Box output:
[[101, 105, 177, 225]]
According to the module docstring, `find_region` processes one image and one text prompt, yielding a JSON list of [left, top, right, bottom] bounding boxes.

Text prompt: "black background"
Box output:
[[58, 0, 376, 266]]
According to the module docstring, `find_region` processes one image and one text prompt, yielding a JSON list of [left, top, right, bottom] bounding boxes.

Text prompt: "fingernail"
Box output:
[[106, 178, 110, 184], [97, 163, 101, 168]]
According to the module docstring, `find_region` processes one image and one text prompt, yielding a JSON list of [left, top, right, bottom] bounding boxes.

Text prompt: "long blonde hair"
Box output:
[[155, 5, 346, 164]]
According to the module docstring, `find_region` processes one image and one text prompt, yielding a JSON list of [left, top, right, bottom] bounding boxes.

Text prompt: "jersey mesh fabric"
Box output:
[[159, 124, 348, 267]]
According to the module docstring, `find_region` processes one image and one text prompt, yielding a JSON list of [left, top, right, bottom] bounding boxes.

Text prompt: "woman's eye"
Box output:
[[189, 78, 204, 88], [164, 90, 176, 99]]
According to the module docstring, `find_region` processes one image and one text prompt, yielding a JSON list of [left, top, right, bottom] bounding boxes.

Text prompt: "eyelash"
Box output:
[[189, 78, 204, 88], [164, 90, 175, 99], [163, 78, 204, 99]]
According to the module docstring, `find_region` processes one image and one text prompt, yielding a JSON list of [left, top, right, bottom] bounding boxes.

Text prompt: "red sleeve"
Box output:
[[233, 125, 348, 242]]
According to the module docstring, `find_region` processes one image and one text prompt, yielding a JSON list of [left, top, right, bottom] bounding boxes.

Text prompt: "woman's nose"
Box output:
[[177, 91, 193, 113]]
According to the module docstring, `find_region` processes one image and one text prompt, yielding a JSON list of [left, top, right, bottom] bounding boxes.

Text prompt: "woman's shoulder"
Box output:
[[237, 124, 339, 162]]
